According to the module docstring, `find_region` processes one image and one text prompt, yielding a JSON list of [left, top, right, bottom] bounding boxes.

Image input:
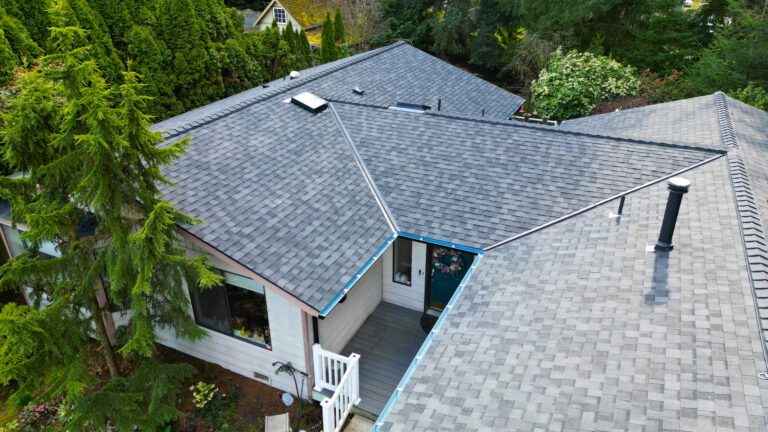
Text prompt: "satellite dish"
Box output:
[[281, 392, 294, 406]]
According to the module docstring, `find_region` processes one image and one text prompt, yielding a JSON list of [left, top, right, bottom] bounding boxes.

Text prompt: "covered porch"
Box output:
[[340, 301, 427, 415]]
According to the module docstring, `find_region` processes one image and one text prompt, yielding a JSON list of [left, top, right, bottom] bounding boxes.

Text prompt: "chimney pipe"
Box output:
[[438, 98, 441, 111], [655, 177, 690, 251]]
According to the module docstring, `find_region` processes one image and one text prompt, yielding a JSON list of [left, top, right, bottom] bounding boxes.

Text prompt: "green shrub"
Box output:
[[530, 48, 640, 120], [731, 83, 768, 111]]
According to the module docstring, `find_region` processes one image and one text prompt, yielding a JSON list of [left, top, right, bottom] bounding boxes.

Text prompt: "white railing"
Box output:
[[312, 344, 360, 432], [312, 343, 350, 392]]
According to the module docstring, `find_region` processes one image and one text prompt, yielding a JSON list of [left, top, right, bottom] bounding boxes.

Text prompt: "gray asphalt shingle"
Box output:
[[335, 102, 721, 249], [159, 100, 393, 311], [561, 95, 725, 151], [379, 158, 768, 431]]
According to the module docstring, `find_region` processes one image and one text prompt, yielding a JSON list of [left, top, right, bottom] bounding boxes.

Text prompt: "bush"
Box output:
[[639, 69, 692, 104], [530, 48, 640, 120], [731, 83, 768, 111]]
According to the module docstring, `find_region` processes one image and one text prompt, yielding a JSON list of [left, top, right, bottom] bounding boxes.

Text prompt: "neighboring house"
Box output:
[[252, 0, 325, 31], [238, 8, 259, 33], [2, 41, 768, 432]]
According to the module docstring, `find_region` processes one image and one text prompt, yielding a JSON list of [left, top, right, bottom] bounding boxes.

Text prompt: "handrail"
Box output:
[[320, 353, 360, 432]]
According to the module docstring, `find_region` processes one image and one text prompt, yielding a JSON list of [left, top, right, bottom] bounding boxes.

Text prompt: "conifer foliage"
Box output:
[[0, 0, 321, 122], [0, 20, 219, 429]]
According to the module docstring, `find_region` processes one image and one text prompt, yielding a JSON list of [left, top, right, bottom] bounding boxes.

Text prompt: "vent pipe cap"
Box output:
[[289, 70, 300, 80], [667, 177, 691, 193]]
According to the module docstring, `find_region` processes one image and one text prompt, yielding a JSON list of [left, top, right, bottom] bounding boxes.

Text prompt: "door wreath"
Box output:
[[431, 246, 465, 276]]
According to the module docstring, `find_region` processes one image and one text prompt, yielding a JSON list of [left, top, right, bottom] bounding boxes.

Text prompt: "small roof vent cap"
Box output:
[[353, 87, 365, 95], [289, 70, 300, 80], [291, 91, 327, 114]]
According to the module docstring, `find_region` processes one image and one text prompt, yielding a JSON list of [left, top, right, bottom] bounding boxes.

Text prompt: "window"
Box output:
[[0, 225, 60, 259], [393, 238, 412, 286], [1, 225, 25, 257], [273, 7, 286, 24], [189, 271, 272, 349]]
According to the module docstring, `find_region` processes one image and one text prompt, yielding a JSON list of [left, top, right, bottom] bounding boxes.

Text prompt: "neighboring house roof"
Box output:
[[377, 94, 768, 431], [254, 0, 326, 28]]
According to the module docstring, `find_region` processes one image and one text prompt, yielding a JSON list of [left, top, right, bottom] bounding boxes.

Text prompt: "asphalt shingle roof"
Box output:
[[153, 41, 527, 311], [334, 102, 722, 249], [379, 158, 768, 431], [561, 95, 725, 151], [159, 100, 392, 311]]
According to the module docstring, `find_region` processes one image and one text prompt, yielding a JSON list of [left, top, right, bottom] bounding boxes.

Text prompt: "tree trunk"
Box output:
[[91, 297, 120, 378]]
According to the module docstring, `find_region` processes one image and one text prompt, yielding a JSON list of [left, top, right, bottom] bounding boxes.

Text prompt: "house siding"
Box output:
[[318, 257, 383, 353], [255, 1, 302, 31], [382, 241, 426, 311], [155, 237, 310, 395]]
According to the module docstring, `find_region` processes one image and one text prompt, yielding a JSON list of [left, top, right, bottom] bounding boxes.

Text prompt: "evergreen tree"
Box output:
[[0, 28, 15, 84], [156, 0, 221, 113], [0, 6, 42, 61], [125, 24, 173, 118], [334, 7, 345, 44], [299, 29, 313, 67], [0, 25, 218, 428], [51, 0, 124, 84], [432, 0, 471, 58], [321, 12, 337, 62], [469, 0, 499, 68], [1, 0, 51, 46]]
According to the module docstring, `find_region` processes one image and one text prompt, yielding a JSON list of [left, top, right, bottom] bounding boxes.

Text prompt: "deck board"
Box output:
[[341, 302, 426, 416]]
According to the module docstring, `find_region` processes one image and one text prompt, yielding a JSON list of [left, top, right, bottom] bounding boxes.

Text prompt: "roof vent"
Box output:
[[391, 102, 431, 112], [291, 92, 327, 114], [353, 87, 365, 95], [654, 177, 690, 251], [289, 70, 300, 80]]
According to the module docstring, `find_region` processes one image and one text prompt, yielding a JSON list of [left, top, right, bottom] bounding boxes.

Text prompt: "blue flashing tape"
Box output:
[[372, 255, 483, 430], [319, 234, 396, 316], [396, 232, 485, 255], [505, 100, 525, 120]]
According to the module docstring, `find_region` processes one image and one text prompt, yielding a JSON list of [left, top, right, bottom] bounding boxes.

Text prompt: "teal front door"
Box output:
[[426, 245, 474, 311]]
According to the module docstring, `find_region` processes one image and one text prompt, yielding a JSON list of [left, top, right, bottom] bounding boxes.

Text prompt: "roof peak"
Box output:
[[154, 41, 408, 139], [331, 99, 726, 156]]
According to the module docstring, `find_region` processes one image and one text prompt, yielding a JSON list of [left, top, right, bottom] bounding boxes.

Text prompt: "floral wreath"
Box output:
[[431, 246, 465, 276]]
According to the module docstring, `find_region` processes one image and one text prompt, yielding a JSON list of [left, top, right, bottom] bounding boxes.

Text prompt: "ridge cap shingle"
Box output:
[[158, 41, 408, 140], [716, 91, 768, 368], [331, 99, 726, 155]]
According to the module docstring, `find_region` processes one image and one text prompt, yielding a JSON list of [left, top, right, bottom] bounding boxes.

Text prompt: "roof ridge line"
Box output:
[[327, 101, 400, 233], [159, 41, 407, 139], [328, 99, 726, 155], [484, 153, 725, 251], [715, 92, 768, 369]]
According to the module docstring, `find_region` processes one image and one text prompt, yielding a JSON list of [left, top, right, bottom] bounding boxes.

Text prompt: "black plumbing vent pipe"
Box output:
[[655, 177, 690, 251]]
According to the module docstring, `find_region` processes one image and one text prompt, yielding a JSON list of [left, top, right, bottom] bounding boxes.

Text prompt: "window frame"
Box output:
[[273, 7, 287, 24], [392, 237, 413, 286], [189, 271, 273, 350]]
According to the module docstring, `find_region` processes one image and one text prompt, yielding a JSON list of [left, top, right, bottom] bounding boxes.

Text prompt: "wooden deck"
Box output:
[[341, 301, 427, 416]]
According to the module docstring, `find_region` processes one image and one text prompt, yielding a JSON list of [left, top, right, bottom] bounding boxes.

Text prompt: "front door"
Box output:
[[426, 245, 474, 312]]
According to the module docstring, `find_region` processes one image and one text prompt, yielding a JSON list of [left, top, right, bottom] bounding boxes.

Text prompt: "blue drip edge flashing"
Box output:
[[319, 234, 396, 317], [396, 232, 485, 255], [505, 99, 525, 120], [372, 254, 484, 430]]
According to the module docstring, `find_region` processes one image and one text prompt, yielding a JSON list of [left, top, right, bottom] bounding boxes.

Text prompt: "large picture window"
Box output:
[[393, 237, 412, 286], [189, 272, 271, 349], [273, 7, 286, 24]]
